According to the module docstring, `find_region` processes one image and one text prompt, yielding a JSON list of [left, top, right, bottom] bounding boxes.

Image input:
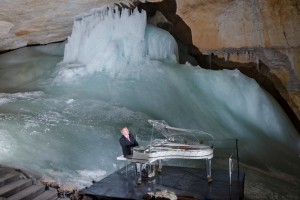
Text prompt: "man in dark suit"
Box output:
[[119, 127, 139, 157], [119, 126, 149, 183]]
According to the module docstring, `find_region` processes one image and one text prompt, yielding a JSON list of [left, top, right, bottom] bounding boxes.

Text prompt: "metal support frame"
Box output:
[[206, 159, 212, 182], [236, 139, 240, 175], [229, 155, 233, 186]]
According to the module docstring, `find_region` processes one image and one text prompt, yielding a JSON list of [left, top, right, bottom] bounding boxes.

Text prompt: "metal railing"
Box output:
[[211, 139, 240, 184]]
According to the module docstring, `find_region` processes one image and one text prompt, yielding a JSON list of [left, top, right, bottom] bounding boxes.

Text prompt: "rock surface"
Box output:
[[0, 0, 299, 130], [0, 0, 161, 50]]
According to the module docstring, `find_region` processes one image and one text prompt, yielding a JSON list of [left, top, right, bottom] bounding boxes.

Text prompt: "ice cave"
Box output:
[[0, 1, 299, 199]]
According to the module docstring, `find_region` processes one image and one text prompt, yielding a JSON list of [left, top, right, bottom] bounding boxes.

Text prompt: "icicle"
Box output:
[[208, 52, 212, 69], [62, 5, 178, 78], [224, 52, 229, 62], [256, 56, 260, 72], [245, 51, 249, 60]]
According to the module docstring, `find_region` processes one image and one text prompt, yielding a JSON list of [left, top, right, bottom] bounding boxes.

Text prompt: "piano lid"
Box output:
[[148, 120, 214, 144]]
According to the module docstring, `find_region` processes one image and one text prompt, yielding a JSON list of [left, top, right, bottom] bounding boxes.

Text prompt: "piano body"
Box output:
[[131, 139, 213, 163], [120, 120, 214, 184]]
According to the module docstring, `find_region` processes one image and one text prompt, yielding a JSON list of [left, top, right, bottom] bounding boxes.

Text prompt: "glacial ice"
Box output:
[[61, 6, 177, 80], [0, 5, 299, 193]]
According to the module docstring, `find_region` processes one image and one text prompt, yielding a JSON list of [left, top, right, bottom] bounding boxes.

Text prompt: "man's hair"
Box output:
[[120, 127, 128, 132]]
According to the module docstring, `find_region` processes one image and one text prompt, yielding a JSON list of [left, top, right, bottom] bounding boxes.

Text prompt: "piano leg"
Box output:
[[148, 164, 155, 178], [157, 160, 162, 174], [206, 159, 213, 183], [135, 163, 142, 184]]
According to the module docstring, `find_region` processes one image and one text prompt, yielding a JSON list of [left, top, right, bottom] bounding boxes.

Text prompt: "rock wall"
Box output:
[[0, 0, 161, 51], [0, 0, 299, 131]]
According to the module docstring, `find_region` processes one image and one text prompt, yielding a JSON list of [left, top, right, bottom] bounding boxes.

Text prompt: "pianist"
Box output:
[[119, 127, 139, 158]]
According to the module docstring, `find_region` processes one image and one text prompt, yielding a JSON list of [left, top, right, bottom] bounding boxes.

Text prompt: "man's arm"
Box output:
[[119, 137, 128, 156], [134, 138, 139, 146], [131, 134, 139, 146], [119, 137, 126, 147]]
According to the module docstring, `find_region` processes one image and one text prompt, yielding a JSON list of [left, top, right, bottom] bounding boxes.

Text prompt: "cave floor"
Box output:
[[80, 163, 245, 200]]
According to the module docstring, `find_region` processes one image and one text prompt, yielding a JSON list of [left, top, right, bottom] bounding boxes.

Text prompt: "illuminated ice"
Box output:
[[0, 5, 299, 196], [60, 6, 177, 80]]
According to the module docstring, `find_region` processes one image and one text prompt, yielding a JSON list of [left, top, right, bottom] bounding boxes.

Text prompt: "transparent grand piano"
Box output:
[[118, 120, 214, 184]]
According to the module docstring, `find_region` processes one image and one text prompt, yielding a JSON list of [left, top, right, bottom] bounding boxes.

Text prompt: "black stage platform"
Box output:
[[80, 164, 245, 200]]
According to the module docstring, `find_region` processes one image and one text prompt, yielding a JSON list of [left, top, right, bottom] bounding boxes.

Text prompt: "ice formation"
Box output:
[[0, 5, 299, 194], [61, 6, 177, 80]]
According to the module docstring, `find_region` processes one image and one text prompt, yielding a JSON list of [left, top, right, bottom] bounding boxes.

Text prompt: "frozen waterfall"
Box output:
[[61, 6, 177, 80]]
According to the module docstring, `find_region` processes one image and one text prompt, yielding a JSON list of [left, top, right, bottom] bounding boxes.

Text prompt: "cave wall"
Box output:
[[0, 0, 299, 131], [0, 0, 161, 51]]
